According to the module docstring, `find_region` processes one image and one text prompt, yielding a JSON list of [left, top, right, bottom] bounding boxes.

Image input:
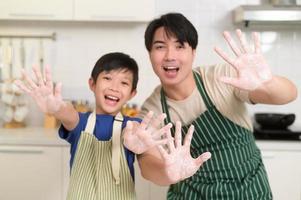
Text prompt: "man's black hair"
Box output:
[[91, 52, 139, 91], [144, 12, 198, 51]]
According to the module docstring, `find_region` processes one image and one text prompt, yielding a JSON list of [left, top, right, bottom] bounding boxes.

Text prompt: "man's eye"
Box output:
[[154, 45, 164, 50], [122, 81, 129, 85], [177, 45, 185, 49]]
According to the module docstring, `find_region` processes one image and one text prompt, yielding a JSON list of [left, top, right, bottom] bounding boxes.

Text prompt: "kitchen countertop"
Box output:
[[0, 127, 69, 147], [0, 127, 300, 150], [256, 140, 301, 151]]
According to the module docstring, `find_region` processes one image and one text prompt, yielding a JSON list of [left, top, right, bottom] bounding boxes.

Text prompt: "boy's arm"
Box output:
[[52, 101, 79, 131], [14, 66, 79, 131]]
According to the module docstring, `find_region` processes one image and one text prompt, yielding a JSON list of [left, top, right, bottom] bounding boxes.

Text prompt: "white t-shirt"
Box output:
[[139, 63, 253, 131]]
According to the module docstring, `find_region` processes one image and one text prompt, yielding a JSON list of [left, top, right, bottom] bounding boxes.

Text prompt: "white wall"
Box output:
[[0, 0, 300, 127]]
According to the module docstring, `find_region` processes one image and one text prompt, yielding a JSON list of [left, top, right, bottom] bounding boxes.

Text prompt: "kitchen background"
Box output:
[[0, 0, 300, 128], [1, 0, 301, 200]]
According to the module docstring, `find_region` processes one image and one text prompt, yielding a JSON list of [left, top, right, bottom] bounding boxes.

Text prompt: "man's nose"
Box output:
[[164, 47, 176, 60]]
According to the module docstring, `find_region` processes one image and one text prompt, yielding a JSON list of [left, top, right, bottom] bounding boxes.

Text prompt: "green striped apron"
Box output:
[[161, 71, 273, 200], [67, 112, 135, 200]]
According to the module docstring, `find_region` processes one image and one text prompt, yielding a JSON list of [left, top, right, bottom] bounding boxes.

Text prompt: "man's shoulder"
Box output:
[[139, 85, 162, 118]]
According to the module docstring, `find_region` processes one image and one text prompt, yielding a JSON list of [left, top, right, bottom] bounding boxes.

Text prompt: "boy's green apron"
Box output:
[[67, 112, 135, 200], [161, 71, 273, 200]]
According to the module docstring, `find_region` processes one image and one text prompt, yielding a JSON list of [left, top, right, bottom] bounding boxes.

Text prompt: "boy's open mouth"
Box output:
[[105, 95, 120, 102]]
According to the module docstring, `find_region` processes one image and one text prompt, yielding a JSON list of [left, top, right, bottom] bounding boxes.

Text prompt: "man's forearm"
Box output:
[[249, 75, 297, 105], [137, 150, 177, 186]]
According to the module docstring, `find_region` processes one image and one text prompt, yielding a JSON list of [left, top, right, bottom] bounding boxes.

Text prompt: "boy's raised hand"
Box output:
[[123, 111, 172, 154], [14, 66, 65, 114], [214, 29, 272, 91], [157, 121, 211, 183]]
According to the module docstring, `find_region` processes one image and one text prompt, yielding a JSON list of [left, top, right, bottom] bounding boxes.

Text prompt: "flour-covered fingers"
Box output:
[[183, 125, 194, 147], [149, 113, 166, 130], [140, 111, 154, 130], [223, 31, 242, 57], [194, 152, 212, 167], [33, 66, 45, 87], [44, 66, 53, 90], [157, 145, 169, 159], [236, 29, 251, 53], [253, 32, 261, 54], [214, 47, 236, 67], [174, 121, 182, 148], [152, 122, 172, 139], [165, 128, 175, 153], [21, 69, 38, 90], [14, 80, 31, 94]]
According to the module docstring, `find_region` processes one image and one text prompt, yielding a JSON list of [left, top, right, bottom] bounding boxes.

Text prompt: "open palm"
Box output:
[[215, 29, 272, 91], [123, 111, 172, 154], [157, 122, 211, 183], [14, 66, 64, 114]]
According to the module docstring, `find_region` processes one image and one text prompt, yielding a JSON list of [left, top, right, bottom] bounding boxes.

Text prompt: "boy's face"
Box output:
[[149, 27, 196, 87], [89, 69, 136, 115]]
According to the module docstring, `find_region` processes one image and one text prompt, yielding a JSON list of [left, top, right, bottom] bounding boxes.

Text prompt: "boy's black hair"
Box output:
[[144, 12, 198, 51], [91, 52, 139, 91]]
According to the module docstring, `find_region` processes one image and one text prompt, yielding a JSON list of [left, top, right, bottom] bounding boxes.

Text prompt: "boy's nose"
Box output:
[[109, 80, 119, 91]]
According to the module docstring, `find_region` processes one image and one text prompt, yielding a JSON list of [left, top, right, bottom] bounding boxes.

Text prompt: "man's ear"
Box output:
[[88, 78, 95, 92], [192, 49, 196, 60]]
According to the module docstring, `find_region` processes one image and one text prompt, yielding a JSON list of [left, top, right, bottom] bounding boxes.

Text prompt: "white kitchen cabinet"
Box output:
[[138, 142, 301, 200], [0, 145, 69, 200], [73, 0, 155, 22], [0, 0, 154, 22], [261, 148, 301, 200], [0, 0, 73, 20]]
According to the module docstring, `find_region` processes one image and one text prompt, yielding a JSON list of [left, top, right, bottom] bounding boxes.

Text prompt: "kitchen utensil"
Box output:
[[254, 113, 295, 130], [20, 39, 25, 69], [3, 106, 14, 122], [39, 39, 44, 72], [14, 105, 28, 122], [0, 39, 3, 82]]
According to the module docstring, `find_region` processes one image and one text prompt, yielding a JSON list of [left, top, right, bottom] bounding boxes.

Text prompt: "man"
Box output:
[[136, 12, 297, 199]]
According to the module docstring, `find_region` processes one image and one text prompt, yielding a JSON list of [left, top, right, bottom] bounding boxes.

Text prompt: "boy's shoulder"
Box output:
[[80, 111, 142, 124], [123, 115, 142, 123]]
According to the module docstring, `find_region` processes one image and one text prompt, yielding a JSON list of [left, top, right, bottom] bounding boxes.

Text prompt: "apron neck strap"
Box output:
[[112, 112, 124, 185], [84, 111, 96, 134]]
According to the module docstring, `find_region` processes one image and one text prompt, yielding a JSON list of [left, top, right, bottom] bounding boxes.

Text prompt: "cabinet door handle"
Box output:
[[0, 149, 44, 154], [9, 13, 54, 18], [90, 15, 135, 20], [261, 152, 276, 159]]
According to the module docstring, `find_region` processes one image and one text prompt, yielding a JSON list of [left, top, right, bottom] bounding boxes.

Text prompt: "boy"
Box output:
[[15, 52, 171, 200]]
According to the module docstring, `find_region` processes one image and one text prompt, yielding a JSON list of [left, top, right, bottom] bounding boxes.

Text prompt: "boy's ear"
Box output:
[[129, 89, 137, 99], [88, 78, 95, 91]]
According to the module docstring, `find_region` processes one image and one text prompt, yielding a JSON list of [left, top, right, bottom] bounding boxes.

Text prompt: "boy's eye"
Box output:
[[121, 81, 129, 86]]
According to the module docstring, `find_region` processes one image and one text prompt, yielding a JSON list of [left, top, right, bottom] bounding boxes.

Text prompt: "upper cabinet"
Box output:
[[73, 0, 155, 22], [0, 0, 155, 22], [0, 0, 73, 20]]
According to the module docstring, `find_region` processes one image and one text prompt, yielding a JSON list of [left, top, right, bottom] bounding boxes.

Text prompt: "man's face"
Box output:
[[89, 69, 136, 115], [149, 27, 196, 87]]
